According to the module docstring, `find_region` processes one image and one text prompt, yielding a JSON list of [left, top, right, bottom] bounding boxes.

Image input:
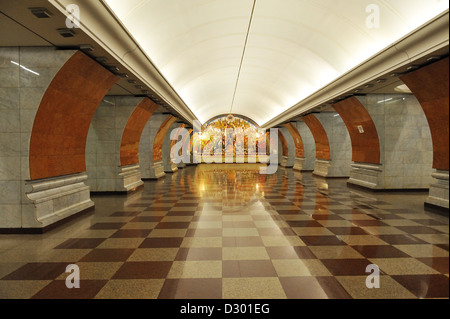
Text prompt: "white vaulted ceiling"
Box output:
[[103, 0, 448, 125]]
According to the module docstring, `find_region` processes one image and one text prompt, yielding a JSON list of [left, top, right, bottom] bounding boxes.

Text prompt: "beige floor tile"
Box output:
[[361, 226, 406, 235], [181, 237, 222, 248], [223, 247, 269, 260], [369, 258, 440, 275], [261, 236, 305, 247], [39, 249, 92, 262], [382, 220, 422, 227], [189, 221, 223, 229], [95, 279, 164, 299], [309, 246, 365, 259], [339, 214, 377, 221], [222, 228, 259, 237], [148, 229, 187, 238], [272, 259, 332, 277], [254, 220, 289, 228], [128, 248, 179, 262], [56, 262, 123, 280], [222, 215, 253, 222], [336, 276, 416, 299], [222, 278, 286, 299], [167, 261, 222, 278], [0, 280, 51, 299], [72, 229, 117, 238], [292, 227, 334, 236], [393, 245, 449, 258], [338, 235, 389, 246], [430, 226, 449, 234]]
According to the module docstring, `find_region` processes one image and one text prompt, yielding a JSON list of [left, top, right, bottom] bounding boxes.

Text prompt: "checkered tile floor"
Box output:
[[0, 165, 448, 299]]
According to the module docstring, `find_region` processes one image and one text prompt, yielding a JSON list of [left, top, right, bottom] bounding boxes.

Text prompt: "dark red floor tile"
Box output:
[[280, 277, 351, 299], [376, 235, 428, 245], [54, 238, 106, 249], [351, 245, 410, 258], [155, 222, 191, 229], [2, 263, 68, 280], [286, 220, 323, 227], [112, 261, 172, 279], [321, 259, 372, 276], [90, 223, 126, 230], [158, 279, 222, 299], [79, 249, 135, 262], [299, 236, 346, 246], [417, 258, 449, 274], [392, 274, 449, 298], [312, 214, 345, 221], [223, 260, 277, 278], [31, 280, 107, 299], [327, 227, 369, 235], [130, 216, 164, 223]]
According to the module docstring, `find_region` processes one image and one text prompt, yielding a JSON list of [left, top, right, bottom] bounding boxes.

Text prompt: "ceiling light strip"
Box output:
[[229, 0, 257, 115]]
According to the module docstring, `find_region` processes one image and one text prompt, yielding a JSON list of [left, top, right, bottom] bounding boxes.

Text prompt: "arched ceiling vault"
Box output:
[[103, 0, 448, 126]]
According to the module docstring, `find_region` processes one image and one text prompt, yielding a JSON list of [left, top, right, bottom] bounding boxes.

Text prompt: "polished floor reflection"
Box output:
[[0, 164, 448, 299]]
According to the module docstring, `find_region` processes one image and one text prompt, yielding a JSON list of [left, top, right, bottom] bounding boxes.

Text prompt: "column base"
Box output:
[[293, 157, 305, 171], [313, 160, 331, 178], [347, 163, 384, 190], [425, 170, 449, 211], [147, 161, 166, 179], [117, 164, 144, 192], [165, 162, 179, 174], [280, 156, 288, 168], [23, 173, 94, 230]]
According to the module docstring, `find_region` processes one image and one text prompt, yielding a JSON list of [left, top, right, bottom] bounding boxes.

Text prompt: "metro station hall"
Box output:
[[0, 0, 448, 300]]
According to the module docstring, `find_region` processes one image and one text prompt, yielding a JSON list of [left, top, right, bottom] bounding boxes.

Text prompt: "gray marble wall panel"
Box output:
[[139, 113, 166, 179], [295, 122, 316, 171], [0, 47, 75, 228], [357, 94, 433, 189], [85, 96, 145, 192], [280, 127, 295, 168], [314, 113, 352, 177]]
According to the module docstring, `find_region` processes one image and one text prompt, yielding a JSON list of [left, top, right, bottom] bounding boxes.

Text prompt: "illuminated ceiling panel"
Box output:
[[103, 0, 448, 125]]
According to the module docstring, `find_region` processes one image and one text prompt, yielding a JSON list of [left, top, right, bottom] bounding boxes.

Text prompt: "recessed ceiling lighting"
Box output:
[[394, 84, 412, 93], [29, 7, 53, 18], [406, 65, 419, 71], [79, 44, 94, 52], [127, 80, 137, 84], [57, 28, 75, 38], [427, 56, 440, 62], [95, 57, 108, 63], [365, 84, 374, 89], [376, 79, 387, 84]]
